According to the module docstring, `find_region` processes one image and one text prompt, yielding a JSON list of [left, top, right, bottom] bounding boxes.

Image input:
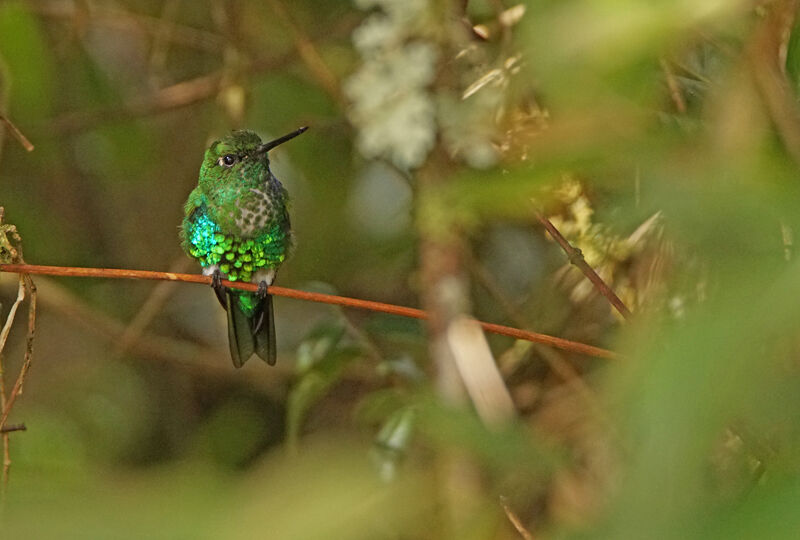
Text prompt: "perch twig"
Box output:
[[0, 263, 619, 360]]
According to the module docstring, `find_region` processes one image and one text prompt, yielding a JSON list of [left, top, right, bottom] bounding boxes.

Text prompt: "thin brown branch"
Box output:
[[266, 0, 344, 104], [0, 114, 34, 152], [536, 213, 633, 320], [49, 70, 228, 133], [500, 496, 534, 540], [0, 424, 25, 434], [147, 0, 183, 85], [47, 17, 359, 134], [0, 274, 34, 494], [0, 263, 619, 360], [49, 50, 300, 133], [29, 0, 225, 52], [18, 276, 37, 397], [747, 0, 800, 168], [660, 58, 687, 114]]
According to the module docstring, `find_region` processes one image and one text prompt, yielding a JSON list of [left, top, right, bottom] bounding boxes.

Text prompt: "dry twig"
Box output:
[[0, 114, 34, 152], [266, 0, 344, 104], [0, 276, 36, 433], [536, 213, 633, 320], [660, 58, 687, 114], [747, 0, 800, 168], [500, 496, 534, 540], [29, 0, 224, 52]]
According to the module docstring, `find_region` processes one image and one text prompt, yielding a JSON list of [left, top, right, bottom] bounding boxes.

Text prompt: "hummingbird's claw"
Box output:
[[209, 269, 227, 309], [211, 269, 223, 291], [256, 281, 269, 299]]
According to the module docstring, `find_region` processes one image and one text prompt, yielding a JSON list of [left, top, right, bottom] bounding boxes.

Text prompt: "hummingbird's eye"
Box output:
[[220, 154, 237, 167]]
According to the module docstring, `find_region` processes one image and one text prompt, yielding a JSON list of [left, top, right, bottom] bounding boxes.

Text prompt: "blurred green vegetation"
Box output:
[[2, 0, 800, 538]]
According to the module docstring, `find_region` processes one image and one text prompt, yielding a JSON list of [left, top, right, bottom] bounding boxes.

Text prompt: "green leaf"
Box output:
[[787, 18, 800, 93], [371, 406, 417, 482], [200, 396, 281, 469], [416, 392, 555, 477], [375, 406, 416, 453], [286, 371, 329, 450], [287, 328, 363, 448], [295, 322, 347, 372]]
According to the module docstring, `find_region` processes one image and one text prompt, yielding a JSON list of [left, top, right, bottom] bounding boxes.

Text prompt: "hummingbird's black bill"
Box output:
[[258, 126, 308, 154]]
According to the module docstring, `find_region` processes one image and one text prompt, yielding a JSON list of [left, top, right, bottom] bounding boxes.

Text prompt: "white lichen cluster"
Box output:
[[345, 0, 438, 170], [346, 0, 520, 170], [438, 86, 500, 170]]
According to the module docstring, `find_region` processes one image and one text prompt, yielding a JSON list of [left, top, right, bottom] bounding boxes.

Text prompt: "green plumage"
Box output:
[[180, 128, 305, 367], [182, 214, 288, 287]]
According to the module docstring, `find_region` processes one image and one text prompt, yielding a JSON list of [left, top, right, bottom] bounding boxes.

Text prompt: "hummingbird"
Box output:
[[180, 127, 306, 367]]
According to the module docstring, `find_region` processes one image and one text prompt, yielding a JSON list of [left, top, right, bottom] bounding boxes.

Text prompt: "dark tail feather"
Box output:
[[254, 294, 277, 366], [226, 290, 255, 368], [212, 285, 227, 309]]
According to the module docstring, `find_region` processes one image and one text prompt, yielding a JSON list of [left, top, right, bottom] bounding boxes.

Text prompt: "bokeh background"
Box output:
[[3, 0, 800, 538]]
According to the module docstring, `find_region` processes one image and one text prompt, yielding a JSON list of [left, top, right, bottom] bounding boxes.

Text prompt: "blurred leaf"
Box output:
[[295, 321, 347, 372], [786, 19, 800, 93], [71, 361, 156, 464], [5, 461, 233, 539], [10, 411, 89, 483], [416, 392, 554, 478], [698, 479, 800, 539], [375, 353, 426, 382], [286, 371, 328, 449], [0, 1, 54, 120], [216, 439, 432, 540], [521, 0, 747, 106], [371, 405, 416, 481], [199, 394, 283, 469], [354, 387, 410, 427], [287, 323, 363, 448], [601, 253, 800, 537]]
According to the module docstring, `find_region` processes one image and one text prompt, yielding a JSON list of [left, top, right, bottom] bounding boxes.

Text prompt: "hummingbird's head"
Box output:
[[199, 127, 308, 191]]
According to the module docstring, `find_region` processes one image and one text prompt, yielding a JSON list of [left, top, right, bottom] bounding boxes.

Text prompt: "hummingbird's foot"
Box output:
[[209, 269, 227, 309], [256, 280, 269, 299], [211, 269, 223, 291]]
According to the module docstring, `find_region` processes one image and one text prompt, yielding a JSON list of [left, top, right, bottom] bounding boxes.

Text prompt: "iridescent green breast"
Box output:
[[182, 203, 290, 284]]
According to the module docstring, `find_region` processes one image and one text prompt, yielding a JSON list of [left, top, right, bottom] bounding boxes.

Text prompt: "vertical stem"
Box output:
[[418, 150, 481, 538], [418, 151, 467, 404]]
